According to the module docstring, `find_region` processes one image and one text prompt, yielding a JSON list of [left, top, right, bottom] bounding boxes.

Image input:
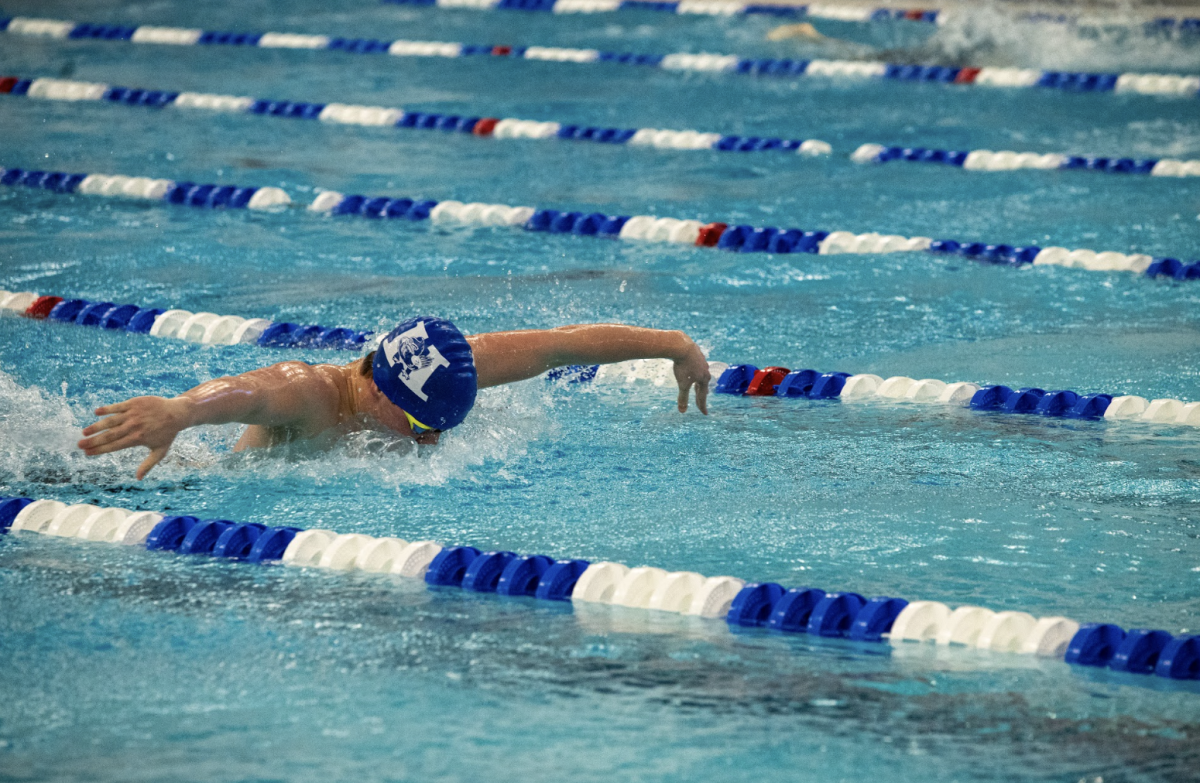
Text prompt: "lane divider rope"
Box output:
[[1013, 12, 1200, 32], [3, 163, 1198, 280], [3, 16, 1196, 100], [1148, 16, 1200, 32], [9, 73, 1193, 181], [0, 165, 291, 210], [0, 74, 832, 158], [2, 494, 1196, 682], [387, 0, 1200, 35], [0, 287, 376, 350], [304, 192, 1200, 280], [555, 358, 1200, 429], [4, 285, 1199, 433], [851, 143, 1200, 179], [381, 0, 943, 25], [689, 361, 1200, 427]]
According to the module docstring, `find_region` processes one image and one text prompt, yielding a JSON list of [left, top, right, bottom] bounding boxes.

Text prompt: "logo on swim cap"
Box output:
[[380, 320, 450, 402], [372, 316, 476, 430]]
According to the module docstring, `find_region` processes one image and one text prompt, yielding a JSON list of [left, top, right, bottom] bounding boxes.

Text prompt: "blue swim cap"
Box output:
[[372, 316, 477, 430]]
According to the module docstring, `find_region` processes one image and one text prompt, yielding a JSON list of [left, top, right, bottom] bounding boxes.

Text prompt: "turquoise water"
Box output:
[[1, 1, 1199, 780]]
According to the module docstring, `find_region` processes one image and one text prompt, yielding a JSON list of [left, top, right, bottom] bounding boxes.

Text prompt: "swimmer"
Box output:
[[77, 317, 712, 479], [765, 22, 827, 42]]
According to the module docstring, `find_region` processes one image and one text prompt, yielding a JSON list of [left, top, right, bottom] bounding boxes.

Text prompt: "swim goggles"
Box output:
[[404, 411, 437, 436]]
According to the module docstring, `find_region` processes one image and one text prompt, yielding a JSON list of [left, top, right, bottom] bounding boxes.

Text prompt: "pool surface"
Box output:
[[1, 0, 1199, 780]]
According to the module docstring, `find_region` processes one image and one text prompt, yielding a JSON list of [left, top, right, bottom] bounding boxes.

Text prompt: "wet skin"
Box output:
[[78, 323, 712, 479]]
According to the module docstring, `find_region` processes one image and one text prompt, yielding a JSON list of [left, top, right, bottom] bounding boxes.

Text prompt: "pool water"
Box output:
[[1, 0, 1199, 780]]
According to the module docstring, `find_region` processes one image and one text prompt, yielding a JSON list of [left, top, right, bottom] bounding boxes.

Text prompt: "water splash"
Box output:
[[0, 369, 557, 492], [231, 379, 558, 491], [896, 6, 1200, 72]]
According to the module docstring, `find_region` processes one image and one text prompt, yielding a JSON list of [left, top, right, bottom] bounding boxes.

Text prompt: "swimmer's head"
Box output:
[[371, 316, 476, 431]]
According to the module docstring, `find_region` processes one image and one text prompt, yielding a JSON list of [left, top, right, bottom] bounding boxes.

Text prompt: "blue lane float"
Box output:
[[425, 545, 483, 586], [1018, 12, 1200, 34], [381, 0, 941, 24], [807, 592, 868, 637], [5, 290, 1200, 431], [461, 550, 517, 592], [0, 285, 374, 351], [697, 363, 1200, 427], [3, 17, 1197, 100], [0, 72, 832, 159], [0, 161, 291, 210], [767, 587, 826, 633], [496, 555, 554, 596], [851, 143, 1199, 179], [850, 597, 910, 642], [2, 162, 1196, 282], [4, 493, 1198, 686], [212, 523, 267, 559], [728, 582, 786, 627], [307, 188, 1196, 279], [8, 277, 1200, 432]]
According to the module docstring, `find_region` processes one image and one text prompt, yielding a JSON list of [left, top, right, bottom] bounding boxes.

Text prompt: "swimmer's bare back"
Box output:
[[78, 323, 711, 479]]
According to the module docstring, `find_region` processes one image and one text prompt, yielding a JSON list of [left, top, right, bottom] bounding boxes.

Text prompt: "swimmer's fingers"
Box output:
[[81, 412, 126, 437], [94, 400, 133, 417], [677, 380, 691, 413], [136, 446, 169, 481], [78, 423, 133, 452], [672, 340, 712, 415], [675, 374, 710, 414], [79, 429, 143, 456]]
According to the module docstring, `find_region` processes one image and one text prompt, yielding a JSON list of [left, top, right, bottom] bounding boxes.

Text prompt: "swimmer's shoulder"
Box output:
[[232, 361, 363, 452], [250, 360, 354, 429], [257, 359, 354, 390]]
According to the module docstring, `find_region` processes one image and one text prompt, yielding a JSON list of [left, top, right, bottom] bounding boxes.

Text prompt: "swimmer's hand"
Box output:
[[78, 396, 189, 479], [673, 338, 711, 415]]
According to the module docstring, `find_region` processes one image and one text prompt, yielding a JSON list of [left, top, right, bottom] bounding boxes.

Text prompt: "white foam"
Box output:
[[0, 371, 243, 485], [928, 6, 1200, 76]]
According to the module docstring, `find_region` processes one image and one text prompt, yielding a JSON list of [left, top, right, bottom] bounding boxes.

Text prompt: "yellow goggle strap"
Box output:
[[404, 411, 435, 434]]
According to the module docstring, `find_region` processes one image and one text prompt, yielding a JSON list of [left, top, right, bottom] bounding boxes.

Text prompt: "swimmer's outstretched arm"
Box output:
[[78, 362, 343, 479], [468, 324, 710, 414]]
